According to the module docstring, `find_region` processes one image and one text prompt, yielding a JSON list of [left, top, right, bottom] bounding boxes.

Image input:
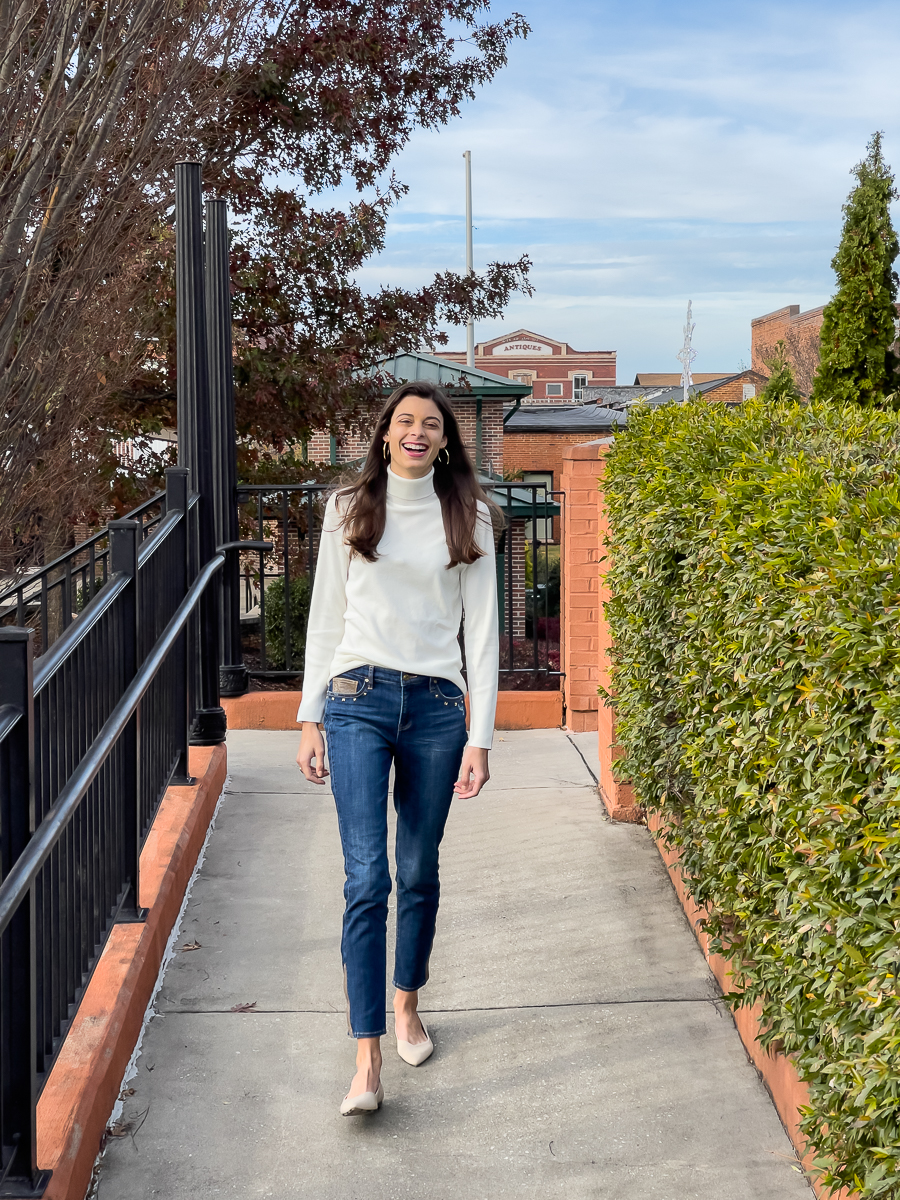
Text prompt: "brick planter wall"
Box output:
[[560, 441, 604, 734]]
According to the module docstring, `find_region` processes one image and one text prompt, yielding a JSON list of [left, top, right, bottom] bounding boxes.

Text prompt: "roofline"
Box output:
[[374, 350, 532, 396]]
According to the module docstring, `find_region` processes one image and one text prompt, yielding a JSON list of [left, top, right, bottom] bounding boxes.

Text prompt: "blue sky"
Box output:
[[345, 0, 900, 382]]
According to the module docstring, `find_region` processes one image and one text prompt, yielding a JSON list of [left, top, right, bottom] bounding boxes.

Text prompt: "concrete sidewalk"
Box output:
[[97, 729, 811, 1199]]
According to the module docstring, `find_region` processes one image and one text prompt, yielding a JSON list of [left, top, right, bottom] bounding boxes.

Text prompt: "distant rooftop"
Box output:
[[503, 404, 627, 433], [633, 372, 731, 387], [581, 385, 666, 409], [373, 351, 532, 397], [623, 373, 756, 407]]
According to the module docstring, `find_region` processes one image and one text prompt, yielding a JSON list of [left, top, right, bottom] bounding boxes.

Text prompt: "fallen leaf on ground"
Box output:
[[230, 1001, 258, 1013], [181, 940, 202, 951]]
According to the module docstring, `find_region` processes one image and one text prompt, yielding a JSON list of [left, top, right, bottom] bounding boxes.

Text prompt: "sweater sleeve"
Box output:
[[461, 502, 499, 749], [297, 493, 350, 725]]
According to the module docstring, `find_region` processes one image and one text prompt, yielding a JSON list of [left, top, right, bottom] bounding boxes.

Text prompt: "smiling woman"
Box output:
[[295, 379, 501, 1117]]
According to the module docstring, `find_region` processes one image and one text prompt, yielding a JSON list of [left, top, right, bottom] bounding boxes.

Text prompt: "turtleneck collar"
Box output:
[[386, 465, 436, 503]]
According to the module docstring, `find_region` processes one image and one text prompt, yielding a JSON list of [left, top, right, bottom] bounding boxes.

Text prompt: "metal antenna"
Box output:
[[677, 300, 696, 402], [464, 150, 474, 368]]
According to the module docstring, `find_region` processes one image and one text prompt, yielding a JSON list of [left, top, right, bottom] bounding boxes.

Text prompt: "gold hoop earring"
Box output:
[[382, 441, 390, 460], [439, 448, 450, 465]]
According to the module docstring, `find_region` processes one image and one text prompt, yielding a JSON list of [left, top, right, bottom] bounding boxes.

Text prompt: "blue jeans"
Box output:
[[324, 666, 468, 1038]]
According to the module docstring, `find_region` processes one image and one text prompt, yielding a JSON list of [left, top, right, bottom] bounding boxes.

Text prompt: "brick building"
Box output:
[[751, 304, 825, 396], [442, 329, 615, 404], [307, 351, 531, 476], [503, 406, 626, 542]]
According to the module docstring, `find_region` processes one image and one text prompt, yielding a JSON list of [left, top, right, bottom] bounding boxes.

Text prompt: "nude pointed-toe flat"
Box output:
[[396, 1021, 434, 1067], [340, 1082, 384, 1116]]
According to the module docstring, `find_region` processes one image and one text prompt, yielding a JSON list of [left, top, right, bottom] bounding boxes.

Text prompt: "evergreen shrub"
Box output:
[[604, 396, 900, 1197], [263, 573, 311, 670]]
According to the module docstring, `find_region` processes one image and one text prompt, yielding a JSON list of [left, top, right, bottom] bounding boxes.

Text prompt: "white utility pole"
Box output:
[[464, 150, 474, 368], [677, 300, 696, 402]]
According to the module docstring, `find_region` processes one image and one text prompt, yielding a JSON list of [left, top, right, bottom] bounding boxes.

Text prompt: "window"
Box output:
[[545, 382, 563, 397], [742, 383, 756, 400], [523, 471, 554, 541], [572, 373, 588, 401]]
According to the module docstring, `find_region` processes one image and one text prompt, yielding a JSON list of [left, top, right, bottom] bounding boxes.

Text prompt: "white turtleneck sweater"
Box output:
[[296, 467, 499, 749]]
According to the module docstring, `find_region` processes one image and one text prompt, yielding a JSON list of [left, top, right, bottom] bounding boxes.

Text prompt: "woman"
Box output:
[[296, 380, 499, 1116]]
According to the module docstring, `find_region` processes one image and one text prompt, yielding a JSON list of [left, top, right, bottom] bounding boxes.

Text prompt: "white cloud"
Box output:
[[326, 0, 900, 381]]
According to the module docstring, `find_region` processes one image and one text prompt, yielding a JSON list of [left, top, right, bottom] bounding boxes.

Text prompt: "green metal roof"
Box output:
[[374, 351, 533, 399]]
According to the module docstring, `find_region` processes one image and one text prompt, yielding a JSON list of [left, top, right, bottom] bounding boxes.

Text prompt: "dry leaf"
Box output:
[[229, 1001, 258, 1013], [181, 940, 201, 951]]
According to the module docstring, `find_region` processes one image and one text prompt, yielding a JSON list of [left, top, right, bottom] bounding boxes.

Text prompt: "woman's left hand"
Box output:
[[454, 746, 490, 798]]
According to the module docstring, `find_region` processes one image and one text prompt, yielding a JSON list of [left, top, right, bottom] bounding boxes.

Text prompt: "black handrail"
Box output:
[[0, 552, 223, 941], [0, 490, 165, 608], [137, 509, 182, 566], [32, 574, 129, 694], [0, 704, 20, 742]]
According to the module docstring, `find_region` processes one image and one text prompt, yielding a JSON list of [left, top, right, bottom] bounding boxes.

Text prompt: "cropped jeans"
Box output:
[[324, 665, 468, 1038]]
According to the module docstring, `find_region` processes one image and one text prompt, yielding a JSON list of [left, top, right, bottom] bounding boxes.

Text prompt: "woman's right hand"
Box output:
[[297, 721, 329, 784]]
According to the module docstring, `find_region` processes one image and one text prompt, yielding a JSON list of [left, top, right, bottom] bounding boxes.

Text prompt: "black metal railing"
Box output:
[[0, 468, 214, 1195], [0, 162, 243, 1195], [0, 493, 165, 658], [236, 484, 328, 678], [490, 481, 563, 687], [236, 479, 563, 688]]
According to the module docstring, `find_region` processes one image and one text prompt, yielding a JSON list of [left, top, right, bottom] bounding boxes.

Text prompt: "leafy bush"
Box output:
[[76, 576, 107, 612], [604, 396, 900, 1198], [263, 573, 311, 670], [525, 548, 561, 625]]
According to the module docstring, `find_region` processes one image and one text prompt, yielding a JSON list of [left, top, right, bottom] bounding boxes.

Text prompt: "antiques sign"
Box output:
[[491, 340, 554, 355]]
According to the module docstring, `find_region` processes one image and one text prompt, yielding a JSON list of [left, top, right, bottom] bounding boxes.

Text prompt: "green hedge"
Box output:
[[263, 573, 311, 670], [604, 396, 900, 1198]]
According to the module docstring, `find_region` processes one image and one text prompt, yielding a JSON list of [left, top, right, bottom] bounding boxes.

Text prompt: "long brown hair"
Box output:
[[336, 380, 502, 567]]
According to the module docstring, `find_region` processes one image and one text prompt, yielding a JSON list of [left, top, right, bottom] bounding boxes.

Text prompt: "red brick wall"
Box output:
[[504, 430, 604, 487], [560, 442, 604, 734], [703, 370, 768, 404], [559, 440, 640, 818], [751, 304, 824, 397]]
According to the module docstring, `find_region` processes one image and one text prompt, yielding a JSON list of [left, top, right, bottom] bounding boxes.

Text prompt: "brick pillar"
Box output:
[[561, 440, 640, 820], [561, 442, 603, 732], [596, 452, 639, 821]]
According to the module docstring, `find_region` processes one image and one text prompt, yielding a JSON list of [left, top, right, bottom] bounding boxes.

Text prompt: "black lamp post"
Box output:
[[175, 162, 227, 744], [205, 199, 248, 697]]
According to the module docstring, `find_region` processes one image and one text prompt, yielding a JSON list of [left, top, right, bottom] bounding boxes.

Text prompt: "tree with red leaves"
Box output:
[[0, 0, 531, 569], [119, 0, 533, 487]]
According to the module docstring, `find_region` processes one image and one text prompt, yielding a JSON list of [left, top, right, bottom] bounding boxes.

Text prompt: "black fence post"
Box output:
[[205, 198, 247, 698], [109, 522, 144, 922], [175, 162, 226, 745], [0, 629, 51, 1196], [165, 468, 194, 785]]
